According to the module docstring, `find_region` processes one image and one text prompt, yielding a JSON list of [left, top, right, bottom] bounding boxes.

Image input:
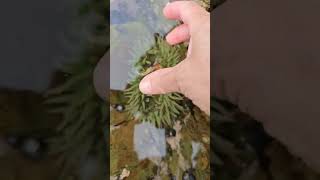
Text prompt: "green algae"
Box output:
[[111, 90, 210, 179], [180, 140, 193, 165], [110, 90, 129, 125]]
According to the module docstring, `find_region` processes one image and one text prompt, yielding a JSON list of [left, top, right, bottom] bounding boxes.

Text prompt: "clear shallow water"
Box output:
[[134, 122, 166, 160], [110, 1, 210, 179], [110, 0, 174, 171], [110, 0, 176, 90]]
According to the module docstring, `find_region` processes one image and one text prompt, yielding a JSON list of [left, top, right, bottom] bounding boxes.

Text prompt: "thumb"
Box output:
[[139, 66, 180, 95]]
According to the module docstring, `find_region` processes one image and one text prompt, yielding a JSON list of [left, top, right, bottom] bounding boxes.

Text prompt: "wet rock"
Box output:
[[134, 122, 166, 160], [191, 142, 201, 168], [119, 168, 130, 180], [20, 137, 44, 160], [110, 176, 118, 180], [165, 128, 176, 137], [202, 136, 209, 144], [166, 144, 173, 156], [114, 104, 125, 112], [166, 121, 182, 151], [169, 173, 177, 180], [5, 135, 46, 159], [5, 135, 20, 148], [182, 169, 196, 180]]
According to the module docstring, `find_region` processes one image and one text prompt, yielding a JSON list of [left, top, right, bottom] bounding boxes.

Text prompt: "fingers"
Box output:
[[163, 1, 209, 32], [166, 24, 190, 45], [139, 66, 180, 95]]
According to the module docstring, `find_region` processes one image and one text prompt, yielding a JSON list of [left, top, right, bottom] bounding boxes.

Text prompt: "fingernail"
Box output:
[[139, 79, 152, 94]]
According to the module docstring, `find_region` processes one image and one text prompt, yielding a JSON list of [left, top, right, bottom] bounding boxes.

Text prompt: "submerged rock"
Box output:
[[134, 122, 166, 160], [5, 135, 20, 148], [20, 137, 44, 160], [119, 168, 130, 180], [182, 169, 196, 180], [114, 104, 125, 112], [110, 0, 177, 90], [169, 173, 177, 180], [165, 128, 176, 138], [191, 142, 201, 168]]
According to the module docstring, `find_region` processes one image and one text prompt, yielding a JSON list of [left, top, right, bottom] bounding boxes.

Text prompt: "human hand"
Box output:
[[139, 1, 210, 114]]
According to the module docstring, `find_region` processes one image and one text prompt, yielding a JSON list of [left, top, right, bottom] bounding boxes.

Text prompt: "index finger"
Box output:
[[163, 1, 209, 32]]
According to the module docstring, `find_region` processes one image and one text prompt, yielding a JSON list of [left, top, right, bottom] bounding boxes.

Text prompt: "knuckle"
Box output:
[[174, 61, 189, 93], [184, 1, 199, 8]]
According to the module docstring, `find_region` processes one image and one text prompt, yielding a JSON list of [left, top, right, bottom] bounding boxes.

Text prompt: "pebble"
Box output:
[[182, 169, 196, 180], [119, 168, 130, 180], [202, 136, 209, 144], [114, 104, 125, 112], [6, 135, 20, 147], [20, 137, 43, 159], [165, 128, 176, 137]]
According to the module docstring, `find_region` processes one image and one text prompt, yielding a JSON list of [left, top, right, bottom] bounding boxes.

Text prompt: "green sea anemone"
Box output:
[[124, 35, 188, 127]]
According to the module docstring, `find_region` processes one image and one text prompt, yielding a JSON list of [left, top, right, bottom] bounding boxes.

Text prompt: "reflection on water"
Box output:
[[110, 0, 175, 90], [134, 123, 166, 160]]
